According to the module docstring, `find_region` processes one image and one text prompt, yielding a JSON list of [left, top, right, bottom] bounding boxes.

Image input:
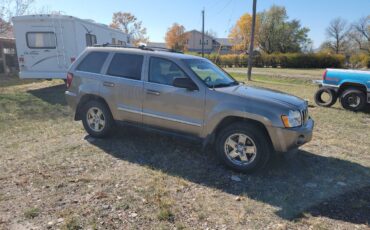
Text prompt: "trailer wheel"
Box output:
[[314, 87, 337, 107], [340, 89, 366, 112]]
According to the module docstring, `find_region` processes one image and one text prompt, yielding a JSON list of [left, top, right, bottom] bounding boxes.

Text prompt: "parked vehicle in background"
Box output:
[[314, 69, 370, 111], [12, 14, 129, 79], [65, 46, 314, 173]]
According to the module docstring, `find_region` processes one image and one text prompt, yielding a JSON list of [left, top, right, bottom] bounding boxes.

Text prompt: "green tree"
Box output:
[[257, 5, 311, 54]]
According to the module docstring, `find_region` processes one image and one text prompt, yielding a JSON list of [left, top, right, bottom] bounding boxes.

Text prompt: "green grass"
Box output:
[[24, 207, 40, 219], [231, 72, 312, 85], [226, 67, 324, 80]]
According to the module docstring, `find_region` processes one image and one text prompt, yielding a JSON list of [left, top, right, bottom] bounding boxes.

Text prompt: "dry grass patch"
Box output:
[[0, 75, 369, 229]]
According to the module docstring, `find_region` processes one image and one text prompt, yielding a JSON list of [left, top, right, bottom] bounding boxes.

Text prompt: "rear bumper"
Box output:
[[313, 80, 339, 92], [268, 118, 314, 153], [65, 91, 78, 111]]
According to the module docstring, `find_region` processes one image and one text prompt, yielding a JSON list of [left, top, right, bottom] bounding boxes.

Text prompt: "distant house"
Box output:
[[184, 30, 233, 54], [213, 38, 234, 54]]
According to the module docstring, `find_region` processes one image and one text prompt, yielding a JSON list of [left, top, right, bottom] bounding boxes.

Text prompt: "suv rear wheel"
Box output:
[[340, 89, 366, 112], [216, 122, 271, 173], [81, 100, 113, 138]]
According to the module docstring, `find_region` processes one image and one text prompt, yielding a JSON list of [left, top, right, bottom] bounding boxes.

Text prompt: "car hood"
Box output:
[[215, 84, 306, 109]]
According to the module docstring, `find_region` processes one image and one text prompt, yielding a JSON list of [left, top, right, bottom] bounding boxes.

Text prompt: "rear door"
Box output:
[[100, 52, 145, 123], [142, 57, 205, 136], [24, 31, 59, 72]]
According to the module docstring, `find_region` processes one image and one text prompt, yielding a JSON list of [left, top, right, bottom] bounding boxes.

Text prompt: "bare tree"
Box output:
[[350, 16, 370, 54], [110, 12, 148, 45], [325, 18, 349, 54], [0, 0, 35, 36]]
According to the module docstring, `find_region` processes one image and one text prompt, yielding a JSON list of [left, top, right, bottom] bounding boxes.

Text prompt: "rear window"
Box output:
[[77, 52, 109, 74], [26, 32, 56, 49], [107, 53, 143, 80]]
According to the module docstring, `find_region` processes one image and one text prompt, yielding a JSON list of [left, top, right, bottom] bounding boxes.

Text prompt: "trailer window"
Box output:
[[26, 32, 56, 49], [117, 40, 126, 46], [86, 34, 97, 46], [77, 52, 109, 74], [107, 53, 143, 80]]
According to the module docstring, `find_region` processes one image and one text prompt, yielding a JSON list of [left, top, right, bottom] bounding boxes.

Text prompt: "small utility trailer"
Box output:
[[12, 14, 129, 79], [314, 69, 370, 111]]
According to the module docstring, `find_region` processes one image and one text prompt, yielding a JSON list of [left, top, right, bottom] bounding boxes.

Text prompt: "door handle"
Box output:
[[103, 82, 115, 87], [146, 89, 161, 96]]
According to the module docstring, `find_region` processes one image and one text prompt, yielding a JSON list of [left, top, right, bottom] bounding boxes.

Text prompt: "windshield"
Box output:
[[184, 59, 238, 88]]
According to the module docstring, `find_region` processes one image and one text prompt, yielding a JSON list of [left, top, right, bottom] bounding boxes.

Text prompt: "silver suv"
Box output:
[[65, 46, 314, 173]]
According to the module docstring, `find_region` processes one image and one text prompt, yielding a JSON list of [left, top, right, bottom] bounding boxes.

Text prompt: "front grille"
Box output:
[[301, 108, 309, 125]]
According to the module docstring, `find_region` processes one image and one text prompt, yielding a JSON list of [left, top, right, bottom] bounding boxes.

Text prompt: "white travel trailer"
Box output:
[[12, 14, 129, 79]]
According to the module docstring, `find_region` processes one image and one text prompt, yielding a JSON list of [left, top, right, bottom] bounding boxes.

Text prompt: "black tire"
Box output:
[[340, 89, 367, 112], [81, 100, 114, 138], [314, 87, 337, 107], [215, 122, 272, 173]]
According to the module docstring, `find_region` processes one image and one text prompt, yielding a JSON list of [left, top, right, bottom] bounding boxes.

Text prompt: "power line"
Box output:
[[216, 0, 233, 15]]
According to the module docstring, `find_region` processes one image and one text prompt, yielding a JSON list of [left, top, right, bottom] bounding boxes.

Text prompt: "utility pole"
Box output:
[[202, 9, 205, 57], [247, 0, 257, 81]]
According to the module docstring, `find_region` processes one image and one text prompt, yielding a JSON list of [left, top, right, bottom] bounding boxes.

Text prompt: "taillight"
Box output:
[[66, 72, 73, 88], [323, 70, 327, 80]]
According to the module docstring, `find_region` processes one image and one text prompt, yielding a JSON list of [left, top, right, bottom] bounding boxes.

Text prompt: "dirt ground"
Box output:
[[0, 72, 369, 229]]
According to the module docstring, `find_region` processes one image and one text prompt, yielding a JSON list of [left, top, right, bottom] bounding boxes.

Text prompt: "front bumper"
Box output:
[[267, 118, 314, 153]]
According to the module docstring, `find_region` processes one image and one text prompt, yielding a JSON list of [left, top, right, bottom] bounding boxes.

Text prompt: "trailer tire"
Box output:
[[314, 87, 337, 107], [340, 89, 366, 112]]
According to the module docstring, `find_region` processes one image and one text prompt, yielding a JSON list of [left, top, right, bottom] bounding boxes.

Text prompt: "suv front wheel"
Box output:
[[81, 100, 113, 138], [216, 122, 271, 173]]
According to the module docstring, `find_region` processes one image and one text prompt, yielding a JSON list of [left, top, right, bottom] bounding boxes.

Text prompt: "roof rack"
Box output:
[[93, 43, 183, 54]]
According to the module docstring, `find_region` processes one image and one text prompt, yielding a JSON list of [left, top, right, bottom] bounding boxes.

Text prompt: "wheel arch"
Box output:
[[75, 94, 112, 121], [205, 116, 273, 148], [338, 82, 367, 96]]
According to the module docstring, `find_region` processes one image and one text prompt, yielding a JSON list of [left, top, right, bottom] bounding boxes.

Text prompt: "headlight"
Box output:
[[281, 110, 302, 128]]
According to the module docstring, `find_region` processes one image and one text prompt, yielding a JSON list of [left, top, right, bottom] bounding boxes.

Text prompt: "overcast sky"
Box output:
[[34, 0, 370, 48]]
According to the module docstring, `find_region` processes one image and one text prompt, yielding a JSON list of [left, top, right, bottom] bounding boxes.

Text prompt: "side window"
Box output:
[[26, 32, 56, 49], [149, 57, 188, 86], [107, 53, 143, 80], [76, 52, 108, 73], [86, 34, 97, 46]]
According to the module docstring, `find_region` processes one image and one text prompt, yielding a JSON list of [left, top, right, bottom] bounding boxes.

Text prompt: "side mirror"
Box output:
[[173, 77, 198, 91]]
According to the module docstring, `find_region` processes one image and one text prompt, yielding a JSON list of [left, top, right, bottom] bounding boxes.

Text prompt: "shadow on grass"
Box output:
[[87, 127, 370, 225], [27, 84, 67, 106]]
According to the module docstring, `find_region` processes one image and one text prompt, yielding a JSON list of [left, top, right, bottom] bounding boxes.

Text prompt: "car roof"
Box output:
[[85, 47, 205, 60]]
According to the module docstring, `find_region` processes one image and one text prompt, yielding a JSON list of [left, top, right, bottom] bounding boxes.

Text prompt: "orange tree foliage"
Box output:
[[228, 13, 260, 52], [165, 23, 188, 51]]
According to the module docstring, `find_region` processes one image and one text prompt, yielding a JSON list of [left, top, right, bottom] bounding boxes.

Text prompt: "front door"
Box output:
[[143, 57, 205, 136]]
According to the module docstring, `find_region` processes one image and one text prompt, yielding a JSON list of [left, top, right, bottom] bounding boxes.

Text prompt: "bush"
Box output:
[[349, 53, 369, 69], [187, 52, 345, 69]]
